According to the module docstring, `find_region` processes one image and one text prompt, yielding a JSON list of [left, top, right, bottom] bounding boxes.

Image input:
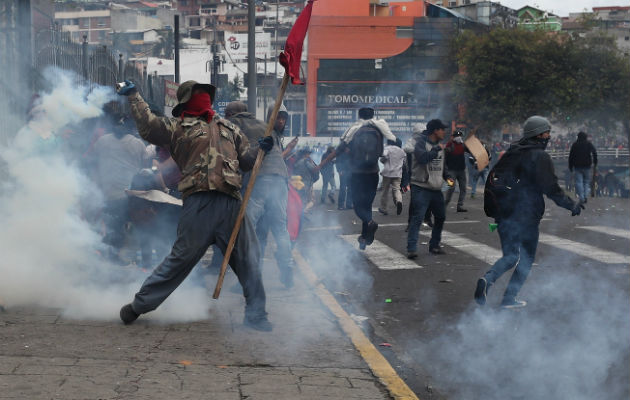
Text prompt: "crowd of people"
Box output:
[[23, 77, 627, 330]]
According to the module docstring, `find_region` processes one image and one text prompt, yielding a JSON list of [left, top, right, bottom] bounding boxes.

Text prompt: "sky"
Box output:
[[497, 0, 627, 17]]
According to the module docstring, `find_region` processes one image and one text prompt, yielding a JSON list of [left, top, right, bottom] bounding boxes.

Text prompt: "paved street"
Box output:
[[1, 190, 629, 400]]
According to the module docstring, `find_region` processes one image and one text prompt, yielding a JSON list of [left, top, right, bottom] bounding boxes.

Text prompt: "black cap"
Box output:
[[426, 119, 448, 133]]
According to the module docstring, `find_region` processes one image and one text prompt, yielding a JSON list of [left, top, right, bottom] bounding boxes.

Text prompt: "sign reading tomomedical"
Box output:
[[224, 32, 271, 61], [316, 81, 444, 136]]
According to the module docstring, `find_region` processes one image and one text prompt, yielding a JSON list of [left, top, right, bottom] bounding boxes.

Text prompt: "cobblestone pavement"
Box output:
[[0, 259, 391, 400]]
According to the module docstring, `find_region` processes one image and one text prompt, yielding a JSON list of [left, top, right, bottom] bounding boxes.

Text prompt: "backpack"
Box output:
[[349, 125, 383, 171], [483, 148, 526, 219]]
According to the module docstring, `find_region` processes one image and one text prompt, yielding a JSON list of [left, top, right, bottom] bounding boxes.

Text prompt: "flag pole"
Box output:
[[213, 72, 291, 299]]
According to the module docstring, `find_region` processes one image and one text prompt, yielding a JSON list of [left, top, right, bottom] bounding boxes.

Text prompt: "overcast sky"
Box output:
[[497, 0, 624, 17]]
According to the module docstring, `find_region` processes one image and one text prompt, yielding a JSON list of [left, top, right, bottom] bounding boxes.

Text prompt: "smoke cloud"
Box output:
[[0, 67, 211, 322]]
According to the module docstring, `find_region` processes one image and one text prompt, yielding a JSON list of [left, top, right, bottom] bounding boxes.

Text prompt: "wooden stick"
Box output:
[[213, 73, 291, 299]]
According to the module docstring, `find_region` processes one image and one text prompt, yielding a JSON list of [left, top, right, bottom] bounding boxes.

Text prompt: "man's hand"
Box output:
[[116, 80, 137, 96], [437, 143, 446, 150], [571, 201, 585, 216], [258, 136, 274, 153]]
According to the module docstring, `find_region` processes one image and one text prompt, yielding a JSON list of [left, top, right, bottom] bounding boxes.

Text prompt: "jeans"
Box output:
[[574, 167, 591, 202], [338, 172, 353, 208], [483, 219, 539, 303], [379, 176, 402, 210], [131, 191, 265, 317], [407, 185, 446, 252], [444, 168, 467, 207], [320, 173, 336, 202], [246, 175, 293, 272], [350, 172, 379, 237], [470, 167, 488, 196]]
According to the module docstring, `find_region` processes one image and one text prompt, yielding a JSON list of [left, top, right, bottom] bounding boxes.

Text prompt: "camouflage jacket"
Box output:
[[128, 92, 257, 200]]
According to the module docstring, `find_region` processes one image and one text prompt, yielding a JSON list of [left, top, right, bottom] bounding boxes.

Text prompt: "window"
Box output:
[[97, 17, 106, 27], [448, 1, 457, 7], [81, 18, 89, 28]]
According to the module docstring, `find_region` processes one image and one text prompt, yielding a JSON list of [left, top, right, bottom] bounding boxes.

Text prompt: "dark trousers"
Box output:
[[131, 191, 266, 317], [407, 185, 446, 252], [350, 172, 379, 237], [338, 172, 353, 208], [320, 174, 335, 202], [483, 219, 539, 302]]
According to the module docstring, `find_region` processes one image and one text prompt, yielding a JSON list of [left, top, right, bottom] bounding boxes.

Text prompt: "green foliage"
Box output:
[[221, 75, 245, 101], [452, 28, 630, 134]]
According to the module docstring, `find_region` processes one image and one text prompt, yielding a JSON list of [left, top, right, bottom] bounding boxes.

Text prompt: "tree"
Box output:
[[452, 28, 630, 137], [220, 75, 245, 101]]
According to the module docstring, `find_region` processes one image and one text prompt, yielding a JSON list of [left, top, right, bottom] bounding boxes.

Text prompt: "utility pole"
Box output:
[[174, 15, 180, 83], [17, 0, 33, 89], [274, 0, 279, 78], [211, 16, 219, 86], [247, 0, 256, 116]]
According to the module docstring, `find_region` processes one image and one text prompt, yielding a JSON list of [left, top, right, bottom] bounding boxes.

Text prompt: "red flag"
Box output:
[[279, 0, 315, 85]]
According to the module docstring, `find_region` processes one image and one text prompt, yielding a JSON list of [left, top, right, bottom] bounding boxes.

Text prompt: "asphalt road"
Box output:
[[297, 189, 630, 400]]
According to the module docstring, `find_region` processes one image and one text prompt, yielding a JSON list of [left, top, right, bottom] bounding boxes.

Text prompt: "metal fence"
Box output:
[[0, 22, 167, 145]]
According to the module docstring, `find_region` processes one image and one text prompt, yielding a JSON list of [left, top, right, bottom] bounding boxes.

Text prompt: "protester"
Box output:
[[604, 169, 620, 197], [334, 107, 396, 249], [475, 115, 583, 309], [226, 102, 295, 289], [443, 130, 469, 212], [569, 131, 598, 203], [293, 147, 319, 213], [91, 105, 148, 264], [378, 138, 406, 216], [335, 147, 353, 210], [468, 144, 491, 199], [406, 119, 451, 259], [403, 122, 433, 230], [117, 80, 274, 331], [320, 146, 336, 204]]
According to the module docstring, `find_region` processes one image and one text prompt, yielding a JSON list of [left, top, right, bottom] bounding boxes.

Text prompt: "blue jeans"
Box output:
[[246, 175, 293, 272], [483, 219, 539, 302], [351, 172, 379, 237], [407, 185, 446, 252], [574, 167, 591, 202]]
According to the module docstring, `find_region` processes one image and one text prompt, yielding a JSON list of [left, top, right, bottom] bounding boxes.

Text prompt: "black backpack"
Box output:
[[349, 125, 383, 171], [484, 148, 526, 219]]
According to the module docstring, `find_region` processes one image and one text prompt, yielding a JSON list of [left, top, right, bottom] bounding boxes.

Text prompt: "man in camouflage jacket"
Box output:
[[117, 80, 274, 331]]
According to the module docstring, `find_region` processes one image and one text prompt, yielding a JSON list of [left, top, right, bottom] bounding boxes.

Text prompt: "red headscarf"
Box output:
[[181, 92, 215, 122]]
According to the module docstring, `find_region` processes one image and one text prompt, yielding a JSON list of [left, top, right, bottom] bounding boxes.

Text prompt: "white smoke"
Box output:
[[0, 67, 211, 322]]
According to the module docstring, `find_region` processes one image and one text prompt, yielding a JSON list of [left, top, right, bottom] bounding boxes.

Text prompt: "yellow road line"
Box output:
[[293, 249, 420, 400]]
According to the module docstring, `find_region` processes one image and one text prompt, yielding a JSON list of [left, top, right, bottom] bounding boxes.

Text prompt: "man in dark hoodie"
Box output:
[[406, 119, 451, 259], [475, 116, 583, 308], [569, 131, 598, 203]]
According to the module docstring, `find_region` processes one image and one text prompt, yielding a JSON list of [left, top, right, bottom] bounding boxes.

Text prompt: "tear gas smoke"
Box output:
[[407, 239, 630, 399], [0, 67, 211, 322]]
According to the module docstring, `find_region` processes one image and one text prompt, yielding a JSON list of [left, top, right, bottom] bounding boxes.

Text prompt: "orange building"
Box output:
[[306, 0, 467, 137]]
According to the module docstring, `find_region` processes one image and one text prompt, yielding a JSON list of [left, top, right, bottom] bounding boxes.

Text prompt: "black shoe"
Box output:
[[396, 202, 403, 215], [474, 278, 487, 306], [378, 208, 388, 215], [423, 217, 434, 228], [337, 206, 345, 210], [407, 251, 418, 259], [365, 221, 378, 245], [120, 304, 139, 325], [429, 246, 446, 255], [328, 193, 335, 204], [244, 313, 273, 332], [457, 207, 468, 212]]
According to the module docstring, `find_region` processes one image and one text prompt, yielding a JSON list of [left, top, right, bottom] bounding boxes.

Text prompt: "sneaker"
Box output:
[[365, 220, 379, 245], [120, 304, 139, 325], [396, 201, 403, 215], [501, 299, 527, 309], [328, 192, 336, 204], [457, 207, 468, 212], [423, 217, 434, 228], [337, 206, 345, 210], [244, 314, 273, 332], [358, 236, 367, 250], [378, 208, 388, 215], [407, 251, 418, 259], [429, 246, 446, 255], [474, 278, 487, 306]]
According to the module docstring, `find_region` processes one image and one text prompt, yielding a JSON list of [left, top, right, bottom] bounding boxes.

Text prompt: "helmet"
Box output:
[[522, 116, 551, 139]]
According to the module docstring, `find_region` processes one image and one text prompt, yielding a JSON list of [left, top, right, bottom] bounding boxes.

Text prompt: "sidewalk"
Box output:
[[0, 251, 392, 400]]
